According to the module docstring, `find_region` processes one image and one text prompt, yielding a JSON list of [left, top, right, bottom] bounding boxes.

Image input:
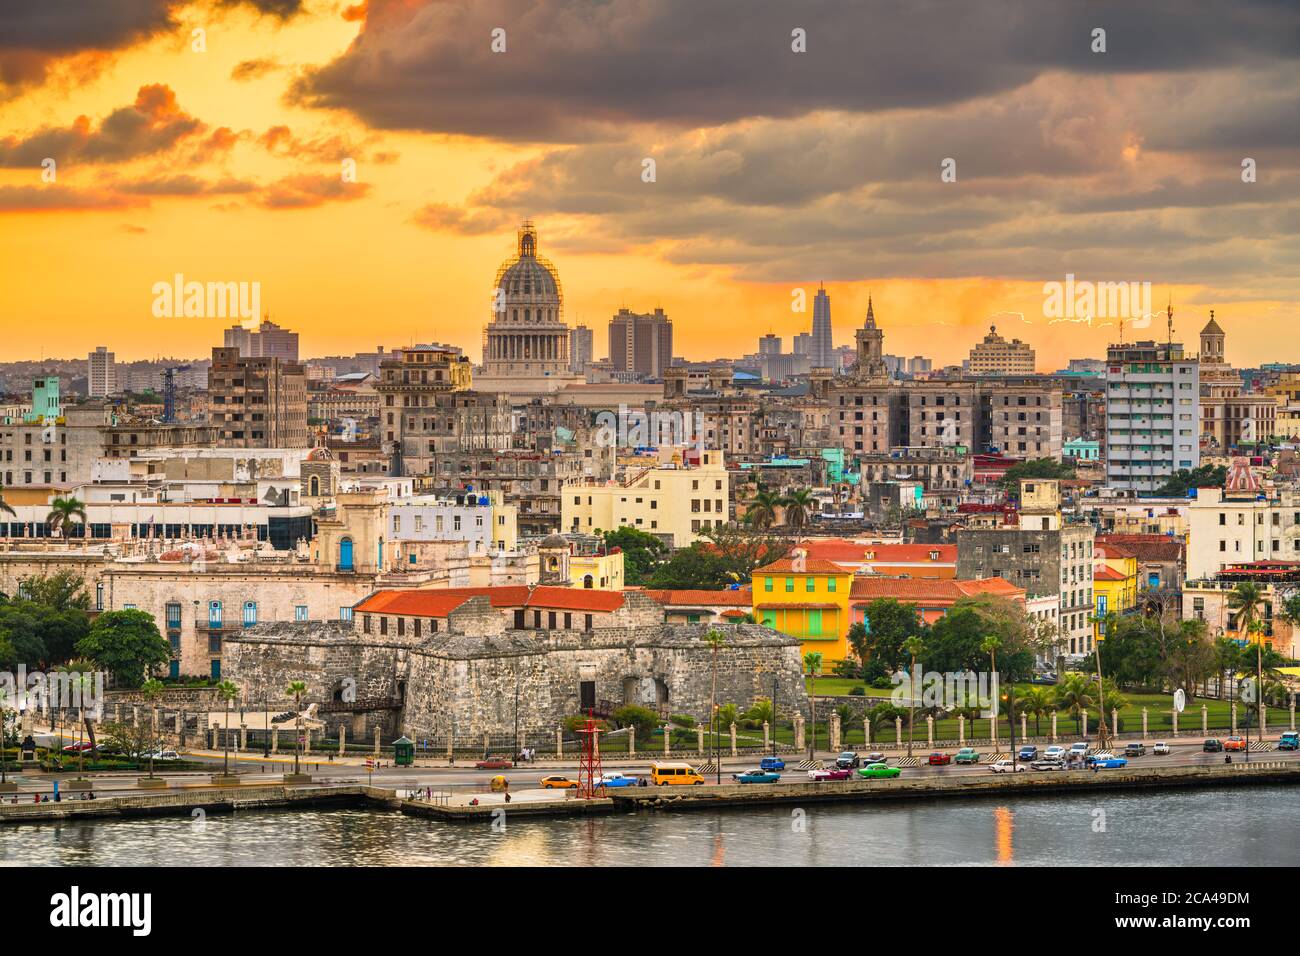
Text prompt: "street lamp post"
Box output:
[[771, 676, 778, 759]]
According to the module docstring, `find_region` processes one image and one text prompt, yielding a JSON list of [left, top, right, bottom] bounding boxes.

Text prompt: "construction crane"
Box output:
[[163, 364, 191, 423]]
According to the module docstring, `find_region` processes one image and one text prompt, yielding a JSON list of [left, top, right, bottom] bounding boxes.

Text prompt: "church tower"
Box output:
[[853, 296, 889, 381], [1200, 310, 1225, 365]]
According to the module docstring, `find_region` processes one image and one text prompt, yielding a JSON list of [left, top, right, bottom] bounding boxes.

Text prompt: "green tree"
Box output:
[[1019, 685, 1054, 736], [858, 598, 924, 670], [1054, 673, 1098, 736], [286, 680, 307, 776], [74, 608, 170, 687], [1228, 581, 1268, 732], [742, 696, 773, 728], [611, 704, 659, 742], [45, 496, 88, 541], [781, 488, 816, 531], [998, 458, 1075, 495], [703, 629, 728, 774], [1156, 464, 1228, 496], [600, 527, 668, 586]]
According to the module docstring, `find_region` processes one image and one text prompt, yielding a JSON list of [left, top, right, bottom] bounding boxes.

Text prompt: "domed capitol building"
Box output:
[[475, 221, 583, 394]]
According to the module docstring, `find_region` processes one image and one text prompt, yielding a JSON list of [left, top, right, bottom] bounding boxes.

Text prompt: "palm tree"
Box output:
[[140, 678, 164, 779], [901, 635, 925, 757], [215, 679, 239, 777], [1020, 686, 1054, 736], [45, 495, 87, 541], [781, 488, 816, 532], [744, 489, 782, 529], [804, 651, 822, 758], [1228, 582, 1267, 734], [286, 680, 307, 776], [1214, 636, 1242, 700], [1054, 673, 1097, 736]]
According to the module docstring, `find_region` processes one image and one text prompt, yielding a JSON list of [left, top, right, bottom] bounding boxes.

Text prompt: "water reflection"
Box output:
[[1, 786, 1295, 867]]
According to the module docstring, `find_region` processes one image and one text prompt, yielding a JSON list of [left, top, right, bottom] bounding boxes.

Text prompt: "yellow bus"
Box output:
[[650, 761, 705, 786]]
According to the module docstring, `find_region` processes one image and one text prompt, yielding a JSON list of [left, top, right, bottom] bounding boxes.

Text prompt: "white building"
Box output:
[[88, 347, 117, 398], [1105, 340, 1200, 492], [389, 492, 519, 556]]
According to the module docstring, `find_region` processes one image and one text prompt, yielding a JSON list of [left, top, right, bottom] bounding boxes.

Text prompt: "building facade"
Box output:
[[1104, 340, 1200, 492], [208, 347, 309, 448]]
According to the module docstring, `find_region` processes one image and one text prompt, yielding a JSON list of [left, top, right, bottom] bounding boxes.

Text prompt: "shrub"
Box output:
[[611, 705, 659, 740], [832, 658, 861, 679], [669, 713, 697, 729], [563, 715, 610, 733], [848, 686, 865, 696]]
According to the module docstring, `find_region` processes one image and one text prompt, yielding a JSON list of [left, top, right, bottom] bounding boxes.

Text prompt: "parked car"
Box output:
[[1203, 738, 1224, 753], [954, 748, 981, 764], [475, 756, 514, 769], [1044, 745, 1067, 761], [865, 752, 888, 764], [1084, 751, 1118, 766], [1224, 736, 1247, 752], [990, 759, 1026, 774], [857, 762, 901, 779], [759, 756, 786, 771], [1030, 758, 1067, 771], [1124, 742, 1146, 757], [1279, 732, 1300, 751], [1069, 742, 1090, 761], [539, 775, 578, 789], [835, 751, 861, 769], [1091, 756, 1128, 769], [807, 768, 852, 781], [144, 750, 179, 761], [927, 752, 951, 766], [1018, 745, 1038, 761], [732, 769, 781, 784], [62, 742, 95, 753], [593, 773, 639, 789], [1153, 741, 1172, 755]]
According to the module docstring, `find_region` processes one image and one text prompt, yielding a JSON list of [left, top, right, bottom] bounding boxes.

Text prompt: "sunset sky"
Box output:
[[1, 0, 1297, 369]]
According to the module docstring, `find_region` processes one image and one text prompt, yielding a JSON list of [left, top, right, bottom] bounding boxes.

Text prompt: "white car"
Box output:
[[1069, 742, 1089, 759], [989, 759, 1026, 774], [1153, 741, 1171, 755], [1044, 745, 1067, 761], [144, 750, 180, 761]]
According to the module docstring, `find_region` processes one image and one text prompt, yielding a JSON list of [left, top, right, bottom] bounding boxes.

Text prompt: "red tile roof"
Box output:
[[850, 576, 1024, 603], [1093, 566, 1129, 582], [791, 539, 957, 565], [754, 558, 852, 574], [1096, 534, 1185, 562], [641, 589, 753, 607], [354, 586, 626, 617]]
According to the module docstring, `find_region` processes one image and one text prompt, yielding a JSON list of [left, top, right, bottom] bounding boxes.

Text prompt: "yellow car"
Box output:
[[539, 775, 579, 789]]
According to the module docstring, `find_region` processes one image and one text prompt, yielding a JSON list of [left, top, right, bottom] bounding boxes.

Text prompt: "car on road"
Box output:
[[1124, 742, 1146, 758], [835, 751, 861, 769], [1090, 756, 1128, 769], [1153, 741, 1171, 755], [475, 756, 514, 769], [759, 756, 786, 771], [808, 767, 852, 781], [1044, 745, 1067, 761], [1018, 745, 1038, 761], [144, 750, 180, 761], [990, 759, 1026, 774], [1084, 751, 1118, 766], [1224, 736, 1247, 752], [865, 752, 888, 764], [1279, 732, 1300, 751], [927, 752, 951, 766], [732, 769, 781, 784], [1030, 758, 1067, 771], [857, 762, 901, 779], [1203, 738, 1224, 753], [593, 773, 639, 789], [539, 775, 578, 789], [1069, 742, 1090, 761], [954, 748, 981, 764]]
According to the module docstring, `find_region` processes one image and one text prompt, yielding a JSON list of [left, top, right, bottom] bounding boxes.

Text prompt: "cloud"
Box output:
[[291, 0, 1300, 142], [0, 84, 203, 167], [231, 57, 283, 81], [0, 184, 145, 212], [256, 172, 371, 208]]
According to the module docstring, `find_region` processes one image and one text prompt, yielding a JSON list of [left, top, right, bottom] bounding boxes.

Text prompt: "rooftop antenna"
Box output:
[[1165, 295, 1174, 348]]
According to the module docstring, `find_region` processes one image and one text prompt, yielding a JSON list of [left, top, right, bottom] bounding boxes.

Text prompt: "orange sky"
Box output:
[[1, 1, 1296, 370]]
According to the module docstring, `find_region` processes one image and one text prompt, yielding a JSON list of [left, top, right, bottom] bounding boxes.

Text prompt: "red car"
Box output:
[[1224, 736, 1247, 752], [927, 752, 951, 766], [62, 742, 95, 753], [475, 757, 514, 769], [807, 768, 852, 781]]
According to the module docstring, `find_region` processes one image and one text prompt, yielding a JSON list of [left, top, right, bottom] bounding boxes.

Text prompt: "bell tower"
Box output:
[[853, 296, 888, 381]]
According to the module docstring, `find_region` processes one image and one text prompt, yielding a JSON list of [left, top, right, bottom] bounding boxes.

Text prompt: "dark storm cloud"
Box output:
[[292, 0, 1300, 141]]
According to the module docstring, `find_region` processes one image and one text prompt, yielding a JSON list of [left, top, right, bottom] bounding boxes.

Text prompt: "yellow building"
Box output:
[[1093, 542, 1139, 641], [752, 557, 853, 661], [563, 449, 729, 548], [570, 549, 625, 590]]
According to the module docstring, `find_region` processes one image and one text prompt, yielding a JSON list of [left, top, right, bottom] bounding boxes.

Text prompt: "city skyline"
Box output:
[[2, 1, 1297, 368]]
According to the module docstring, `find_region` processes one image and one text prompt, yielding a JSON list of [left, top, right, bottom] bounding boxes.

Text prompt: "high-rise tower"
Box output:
[[811, 284, 834, 368]]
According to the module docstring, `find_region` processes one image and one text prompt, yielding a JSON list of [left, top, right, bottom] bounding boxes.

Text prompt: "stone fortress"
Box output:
[[223, 588, 810, 742]]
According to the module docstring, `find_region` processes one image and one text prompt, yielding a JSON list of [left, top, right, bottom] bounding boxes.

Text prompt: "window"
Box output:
[[827, 577, 836, 593], [243, 601, 257, 627], [785, 577, 794, 592], [806, 576, 816, 592], [165, 602, 181, 629], [208, 600, 222, 628], [808, 609, 823, 634], [340, 607, 354, 622], [764, 577, 773, 592]]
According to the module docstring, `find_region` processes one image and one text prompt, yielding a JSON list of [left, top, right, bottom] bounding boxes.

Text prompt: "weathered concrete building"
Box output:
[[223, 588, 808, 741]]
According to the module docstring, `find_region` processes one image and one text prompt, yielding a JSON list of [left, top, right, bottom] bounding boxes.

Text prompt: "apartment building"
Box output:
[[1104, 340, 1200, 492], [208, 347, 309, 448]]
